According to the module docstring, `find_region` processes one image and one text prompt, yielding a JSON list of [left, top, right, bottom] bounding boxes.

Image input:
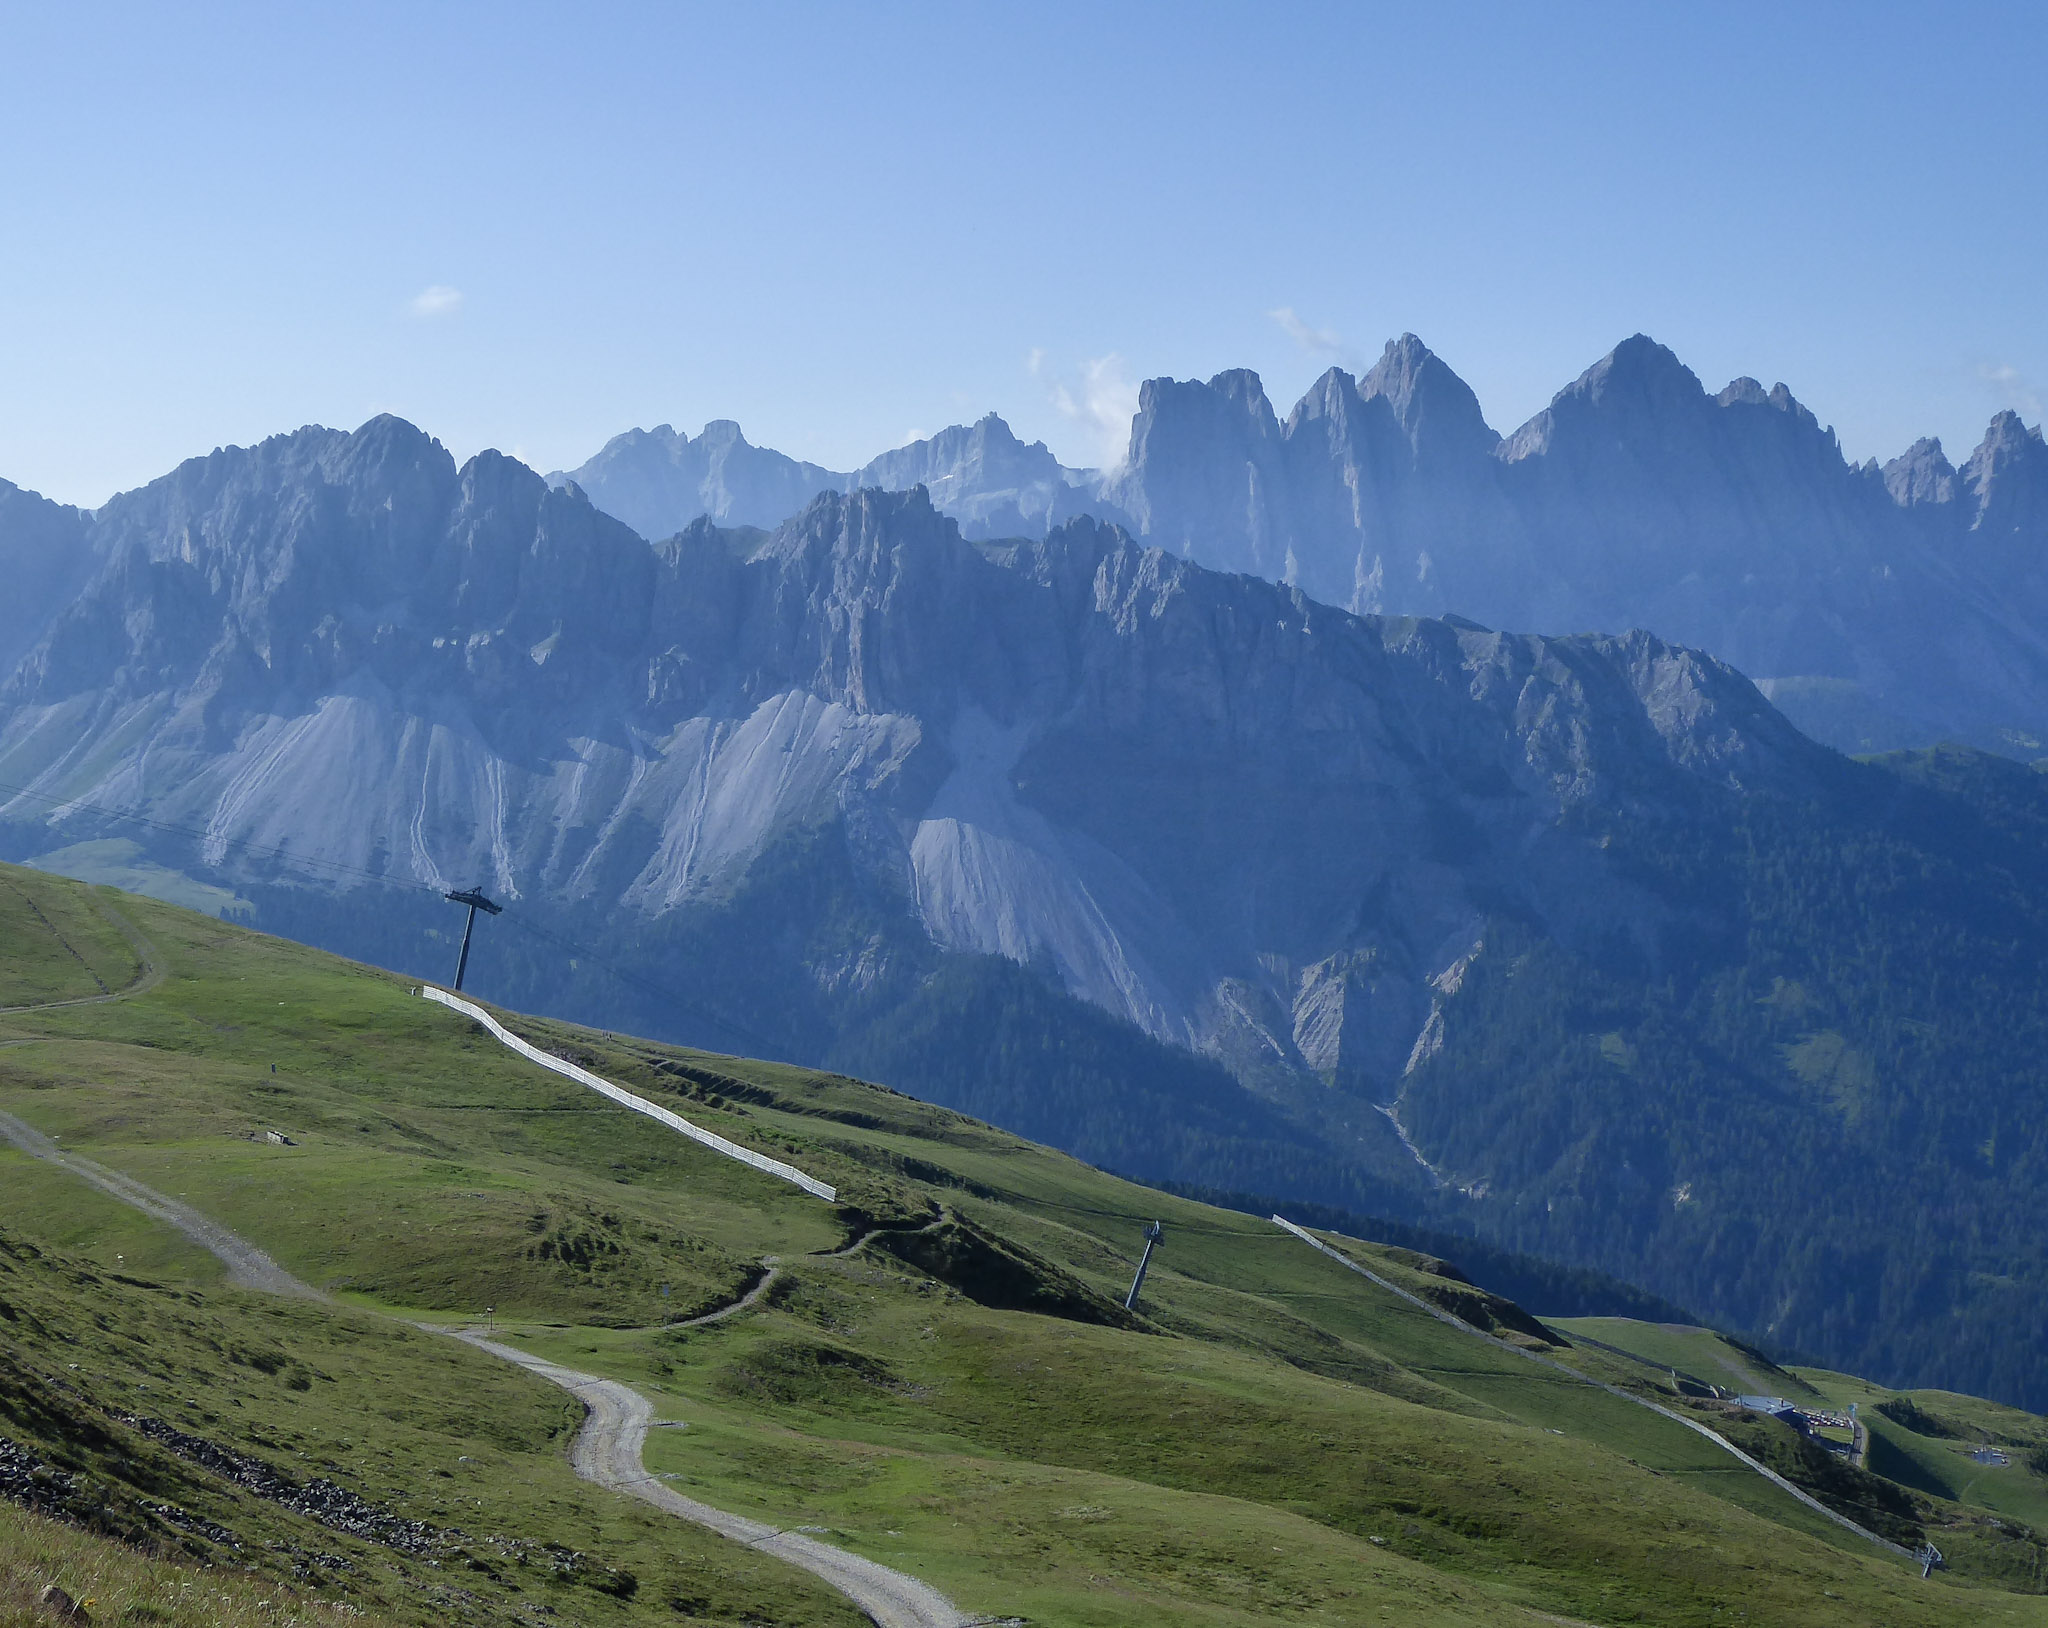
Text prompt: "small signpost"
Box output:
[[443, 887, 502, 992], [1124, 1220, 1164, 1311]]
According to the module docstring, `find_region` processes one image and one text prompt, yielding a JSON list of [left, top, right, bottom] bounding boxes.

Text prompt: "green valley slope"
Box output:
[[3, 864, 2048, 1626]]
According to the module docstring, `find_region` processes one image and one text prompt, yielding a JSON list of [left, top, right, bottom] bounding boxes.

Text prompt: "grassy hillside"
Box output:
[[1549, 1316, 2048, 1593], [0, 867, 140, 1006], [4, 864, 2048, 1625]]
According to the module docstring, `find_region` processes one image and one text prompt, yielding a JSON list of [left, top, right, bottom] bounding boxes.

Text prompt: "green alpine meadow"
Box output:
[[7, 865, 2048, 1625]]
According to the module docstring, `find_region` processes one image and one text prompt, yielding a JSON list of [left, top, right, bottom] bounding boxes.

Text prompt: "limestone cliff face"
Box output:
[[0, 480, 94, 680], [550, 419, 850, 538], [1101, 337, 2048, 755], [554, 335, 2048, 755], [554, 412, 1113, 545], [0, 421, 1826, 1108], [849, 415, 1104, 541]]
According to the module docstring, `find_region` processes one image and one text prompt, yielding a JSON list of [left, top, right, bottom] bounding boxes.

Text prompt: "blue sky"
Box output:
[[2, 1, 2043, 506]]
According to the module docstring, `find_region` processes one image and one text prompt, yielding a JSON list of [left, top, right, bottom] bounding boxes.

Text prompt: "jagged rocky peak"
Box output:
[[1121, 369, 1275, 462], [1357, 333, 1500, 458], [850, 416, 1097, 543], [457, 442, 548, 503], [1500, 337, 1853, 473], [1966, 409, 2048, 482], [856, 413, 1060, 492], [1716, 376, 1772, 408], [1574, 333, 1703, 404], [1713, 376, 1804, 413], [5, 417, 663, 717], [586, 419, 750, 458], [554, 413, 852, 538], [556, 410, 1105, 546], [1883, 436, 1958, 507], [1103, 369, 1284, 546], [1963, 410, 2048, 542], [751, 482, 953, 578], [346, 410, 453, 464], [1498, 334, 1705, 461], [90, 416, 461, 583], [0, 478, 95, 680], [1713, 378, 1828, 445], [1127, 368, 1280, 442], [1288, 364, 1359, 419]]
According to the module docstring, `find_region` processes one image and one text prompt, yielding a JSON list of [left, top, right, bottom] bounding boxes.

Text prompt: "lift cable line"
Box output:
[[442, 887, 502, 992]]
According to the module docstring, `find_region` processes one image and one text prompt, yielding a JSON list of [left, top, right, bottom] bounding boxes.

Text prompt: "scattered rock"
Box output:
[[36, 1583, 88, 1623], [0, 1436, 84, 1520], [123, 1416, 450, 1554]]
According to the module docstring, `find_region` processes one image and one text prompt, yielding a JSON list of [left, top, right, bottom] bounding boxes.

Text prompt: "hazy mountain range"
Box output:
[[557, 335, 2048, 757], [6, 343, 2048, 1404]]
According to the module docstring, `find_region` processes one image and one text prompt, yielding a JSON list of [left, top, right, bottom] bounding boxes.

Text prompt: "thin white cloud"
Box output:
[[408, 285, 464, 319], [898, 426, 929, 447], [1978, 361, 2044, 421], [1048, 352, 1140, 471], [1025, 346, 1046, 377], [1271, 305, 1343, 355]]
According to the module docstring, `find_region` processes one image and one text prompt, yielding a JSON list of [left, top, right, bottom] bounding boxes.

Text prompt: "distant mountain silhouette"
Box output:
[[558, 335, 2048, 755]]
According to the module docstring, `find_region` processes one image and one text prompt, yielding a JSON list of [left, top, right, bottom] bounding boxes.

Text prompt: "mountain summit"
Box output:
[[558, 337, 2048, 754], [9, 422, 2048, 1406]]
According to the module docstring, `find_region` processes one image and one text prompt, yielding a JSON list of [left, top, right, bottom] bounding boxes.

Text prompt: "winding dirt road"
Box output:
[[0, 1083, 980, 1626], [449, 1330, 973, 1628], [1273, 1217, 1919, 1563], [0, 1109, 321, 1299], [660, 1259, 782, 1329]]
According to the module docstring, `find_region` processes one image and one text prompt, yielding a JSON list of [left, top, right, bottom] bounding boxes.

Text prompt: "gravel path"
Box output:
[[0, 1080, 983, 1625], [448, 1330, 975, 1628], [0, 1109, 320, 1299], [1272, 1217, 1919, 1563], [659, 1259, 782, 1329]]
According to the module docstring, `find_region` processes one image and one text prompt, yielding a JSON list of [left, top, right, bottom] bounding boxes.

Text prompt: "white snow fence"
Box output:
[[420, 985, 836, 1202]]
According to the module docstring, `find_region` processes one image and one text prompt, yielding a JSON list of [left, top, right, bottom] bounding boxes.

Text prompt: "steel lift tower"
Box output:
[[443, 887, 502, 992], [1124, 1220, 1164, 1311]]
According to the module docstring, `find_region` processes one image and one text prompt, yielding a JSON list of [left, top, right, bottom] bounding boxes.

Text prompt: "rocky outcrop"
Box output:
[[554, 335, 2048, 755], [547, 336, 2048, 754], [551, 419, 848, 538], [0, 423, 1828, 1101], [0, 480, 95, 681], [14, 421, 2048, 1403], [1099, 337, 2048, 755], [850, 414, 1111, 540], [553, 413, 1112, 545]]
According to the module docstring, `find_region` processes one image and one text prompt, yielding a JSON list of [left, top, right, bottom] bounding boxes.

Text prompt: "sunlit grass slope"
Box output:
[[0, 1178, 862, 1626], [0, 866, 139, 1006], [3, 863, 2048, 1626]]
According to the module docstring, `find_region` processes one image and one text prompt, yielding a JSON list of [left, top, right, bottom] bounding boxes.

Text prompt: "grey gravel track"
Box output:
[[659, 1259, 781, 1329], [0, 1109, 320, 1298], [1273, 1216, 1919, 1563], [0, 1079, 982, 1625], [449, 1330, 975, 1628]]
